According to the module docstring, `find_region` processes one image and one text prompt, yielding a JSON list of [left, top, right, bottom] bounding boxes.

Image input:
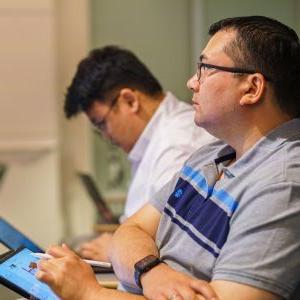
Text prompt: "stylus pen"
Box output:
[[31, 252, 112, 268]]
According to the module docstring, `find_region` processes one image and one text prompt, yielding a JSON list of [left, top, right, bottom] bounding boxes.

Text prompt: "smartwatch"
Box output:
[[134, 255, 162, 288]]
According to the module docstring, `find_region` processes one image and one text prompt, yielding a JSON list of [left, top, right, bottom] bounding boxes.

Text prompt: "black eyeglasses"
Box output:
[[196, 62, 269, 82], [92, 93, 120, 132]]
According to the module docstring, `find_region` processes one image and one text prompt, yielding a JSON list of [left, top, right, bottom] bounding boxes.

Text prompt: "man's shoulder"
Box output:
[[186, 139, 227, 165], [247, 130, 300, 185], [264, 137, 300, 184]]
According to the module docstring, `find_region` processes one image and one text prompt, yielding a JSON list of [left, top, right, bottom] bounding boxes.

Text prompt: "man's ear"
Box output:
[[119, 88, 140, 113], [239, 73, 265, 106]]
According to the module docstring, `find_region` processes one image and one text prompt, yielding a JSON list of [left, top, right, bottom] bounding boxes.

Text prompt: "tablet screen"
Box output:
[[0, 247, 59, 300]]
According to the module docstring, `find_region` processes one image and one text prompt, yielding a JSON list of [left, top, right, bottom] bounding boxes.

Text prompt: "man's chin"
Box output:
[[108, 139, 120, 148], [194, 117, 203, 127], [110, 140, 129, 152], [194, 118, 212, 133]]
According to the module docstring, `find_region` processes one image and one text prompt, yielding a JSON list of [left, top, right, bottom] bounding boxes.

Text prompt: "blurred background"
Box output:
[[0, 0, 299, 293], [0, 0, 299, 298]]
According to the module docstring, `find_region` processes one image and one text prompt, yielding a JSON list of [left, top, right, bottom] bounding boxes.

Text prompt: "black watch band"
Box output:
[[134, 255, 162, 288]]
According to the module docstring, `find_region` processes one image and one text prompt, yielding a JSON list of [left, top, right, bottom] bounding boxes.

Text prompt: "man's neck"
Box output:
[[221, 113, 292, 160], [127, 92, 165, 151], [139, 91, 165, 123]]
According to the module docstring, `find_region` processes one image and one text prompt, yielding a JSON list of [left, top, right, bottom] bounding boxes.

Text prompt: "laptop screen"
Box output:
[[0, 217, 44, 253], [0, 247, 59, 300], [77, 173, 119, 224]]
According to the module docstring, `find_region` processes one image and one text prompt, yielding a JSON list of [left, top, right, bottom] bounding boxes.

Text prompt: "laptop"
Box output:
[[0, 164, 7, 188], [0, 217, 113, 273], [77, 172, 119, 224], [0, 247, 59, 300]]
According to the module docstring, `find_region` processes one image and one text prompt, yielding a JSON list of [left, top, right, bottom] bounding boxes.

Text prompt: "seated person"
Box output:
[[64, 46, 214, 261], [37, 16, 300, 300]]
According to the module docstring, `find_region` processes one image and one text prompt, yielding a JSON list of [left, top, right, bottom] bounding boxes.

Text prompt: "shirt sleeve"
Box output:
[[212, 181, 300, 299], [149, 169, 182, 213]]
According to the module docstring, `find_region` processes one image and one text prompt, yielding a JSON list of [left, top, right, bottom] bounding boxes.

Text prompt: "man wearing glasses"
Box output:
[[63, 46, 214, 262], [38, 16, 300, 300]]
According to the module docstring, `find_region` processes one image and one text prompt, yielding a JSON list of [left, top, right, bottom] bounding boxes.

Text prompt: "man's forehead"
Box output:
[[86, 100, 108, 117], [199, 30, 236, 62]]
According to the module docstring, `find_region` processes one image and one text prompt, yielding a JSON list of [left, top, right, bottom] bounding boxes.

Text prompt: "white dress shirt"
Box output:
[[123, 92, 214, 219]]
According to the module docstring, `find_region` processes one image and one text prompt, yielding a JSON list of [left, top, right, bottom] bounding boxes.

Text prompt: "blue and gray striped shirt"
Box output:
[[151, 118, 300, 300]]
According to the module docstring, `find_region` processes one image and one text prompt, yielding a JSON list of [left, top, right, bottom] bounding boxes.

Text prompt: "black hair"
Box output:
[[64, 46, 163, 118], [209, 16, 300, 117]]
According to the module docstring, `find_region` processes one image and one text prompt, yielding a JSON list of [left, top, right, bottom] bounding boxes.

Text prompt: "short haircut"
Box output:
[[64, 46, 163, 118], [209, 16, 300, 118]]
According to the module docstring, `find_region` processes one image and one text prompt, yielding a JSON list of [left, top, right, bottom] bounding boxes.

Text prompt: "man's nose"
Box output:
[[187, 73, 200, 92]]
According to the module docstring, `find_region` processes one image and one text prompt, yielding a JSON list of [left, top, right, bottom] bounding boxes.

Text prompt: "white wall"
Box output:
[[0, 0, 63, 247], [56, 0, 95, 238]]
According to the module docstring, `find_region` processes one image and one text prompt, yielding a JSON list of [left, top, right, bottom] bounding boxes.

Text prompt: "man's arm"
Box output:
[[191, 280, 282, 300], [109, 204, 218, 300], [36, 244, 146, 300], [108, 203, 161, 287], [37, 245, 280, 300]]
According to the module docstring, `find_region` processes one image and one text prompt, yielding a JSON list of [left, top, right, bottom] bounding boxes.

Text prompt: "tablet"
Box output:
[[0, 217, 113, 274], [0, 247, 59, 300]]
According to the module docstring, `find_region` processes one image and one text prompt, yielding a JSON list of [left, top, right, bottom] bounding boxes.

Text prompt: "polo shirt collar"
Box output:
[[216, 118, 300, 178]]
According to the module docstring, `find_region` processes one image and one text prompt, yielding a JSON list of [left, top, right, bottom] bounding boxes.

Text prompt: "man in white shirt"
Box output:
[[64, 46, 213, 261]]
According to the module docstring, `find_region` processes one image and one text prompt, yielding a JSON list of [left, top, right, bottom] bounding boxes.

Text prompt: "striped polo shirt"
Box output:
[[151, 118, 300, 299]]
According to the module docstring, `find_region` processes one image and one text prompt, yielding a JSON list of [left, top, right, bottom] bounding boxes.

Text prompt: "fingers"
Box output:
[[46, 244, 78, 258], [79, 247, 99, 260], [62, 243, 70, 250], [167, 292, 184, 300], [150, 285, 197, 300], [190, 280, 218, 300], [78, 240, 109, 261], [36, 259, 60, 288], [36, 269, 53, 285], [155, 295, 183, 300], [174, 288, 196, 300], [155, 292, 184, 300], [142, 264, 201, 300]]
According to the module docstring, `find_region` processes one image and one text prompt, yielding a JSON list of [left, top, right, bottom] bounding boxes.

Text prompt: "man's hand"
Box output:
[[36, 244, 102, 300], [78, 233, 112, 262], [141, 263, 218, 300]]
